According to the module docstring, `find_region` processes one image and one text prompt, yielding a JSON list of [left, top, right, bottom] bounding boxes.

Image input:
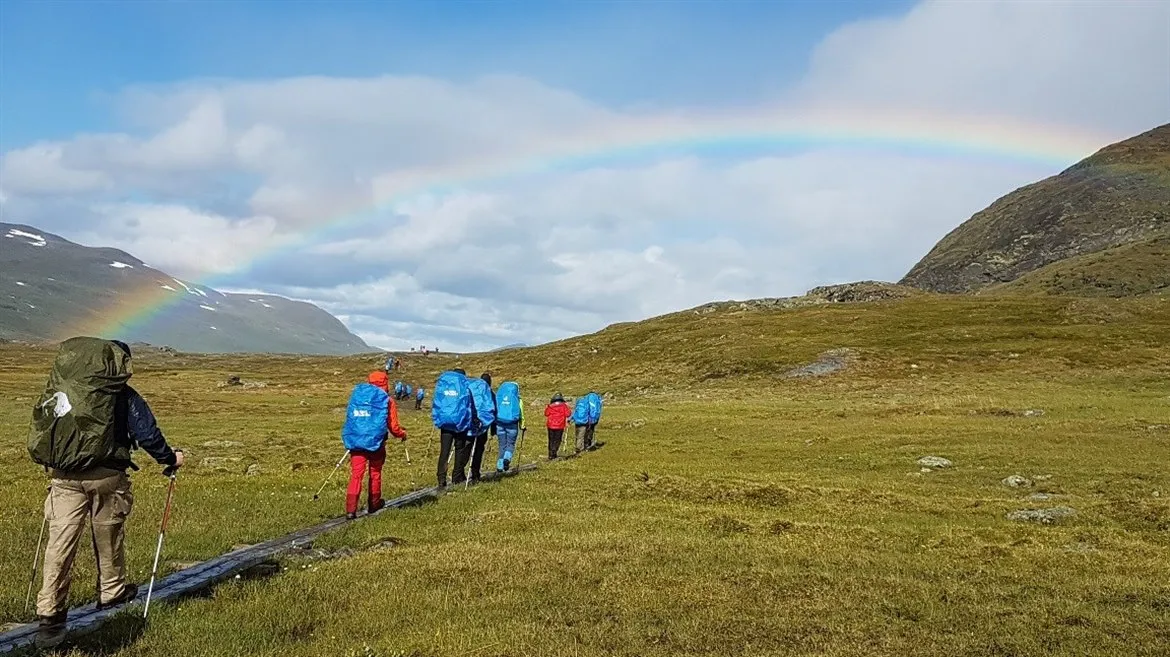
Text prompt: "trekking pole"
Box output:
[[513, 428, 526, 471], [403, 443, 412, 465], [24, 502, 49, 614], [143, 469, 178, 619], [312, 449, 350, 500]]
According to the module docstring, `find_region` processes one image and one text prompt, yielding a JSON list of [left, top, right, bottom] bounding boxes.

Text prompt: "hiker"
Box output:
[[572, 394, 591, 452], [384, 356, 396, 372], [584, 391, 603, 448], [433, 369, 476, 487], [341, 371, 407, 520], [494, 381, 525, 471], [27, 338, 185, 649], [393, 381, 403, 400], [467, 372, 497, 483], [544, 393, 572, 459], [415, 386, 425, 410], [406, 384, 413, 400]]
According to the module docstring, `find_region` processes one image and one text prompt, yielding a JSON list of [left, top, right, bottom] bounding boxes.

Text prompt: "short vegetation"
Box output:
[[2, 293, 1169, 655]]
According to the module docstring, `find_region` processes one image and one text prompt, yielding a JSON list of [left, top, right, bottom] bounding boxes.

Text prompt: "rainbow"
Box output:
[[75, 107, 1119, 341]]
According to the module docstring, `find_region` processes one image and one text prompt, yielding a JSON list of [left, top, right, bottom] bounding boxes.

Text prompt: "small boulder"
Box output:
[[917, 456, 953, 468], [1006, 506, 1076, 525], [246, 464, 262, 476], [1022, 409, 1045, 417], [224, 376, 241, 386], [1002, 475, 1033, 488]]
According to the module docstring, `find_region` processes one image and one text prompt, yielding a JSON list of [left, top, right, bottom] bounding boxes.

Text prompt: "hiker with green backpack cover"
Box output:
[[26, 337, 185, 649]]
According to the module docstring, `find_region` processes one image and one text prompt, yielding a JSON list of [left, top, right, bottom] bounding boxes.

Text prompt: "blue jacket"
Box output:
[[109, 386, 177, 470]]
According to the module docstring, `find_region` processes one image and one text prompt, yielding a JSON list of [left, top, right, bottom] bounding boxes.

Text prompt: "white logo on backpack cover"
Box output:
[[44, 391, 72, 417], [352, 409, 371, 418]]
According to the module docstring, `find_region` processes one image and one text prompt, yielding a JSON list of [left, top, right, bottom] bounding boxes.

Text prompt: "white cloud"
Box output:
[[1, 1, 1166, 350], [0, 144, 112, 195], [76, 203, 282, 279], [794, 0, 1170, 136]]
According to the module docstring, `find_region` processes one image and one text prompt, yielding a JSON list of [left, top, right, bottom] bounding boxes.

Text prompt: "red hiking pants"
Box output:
[[346, 446, 386, 514]]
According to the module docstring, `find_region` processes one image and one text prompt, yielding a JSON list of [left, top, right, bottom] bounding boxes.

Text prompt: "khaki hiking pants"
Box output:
[[37, 467, 134, 618], [575, 424, 597, 452]]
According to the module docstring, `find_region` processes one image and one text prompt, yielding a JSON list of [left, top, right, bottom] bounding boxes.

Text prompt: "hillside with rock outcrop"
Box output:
[[901, 123, 1170, 294]]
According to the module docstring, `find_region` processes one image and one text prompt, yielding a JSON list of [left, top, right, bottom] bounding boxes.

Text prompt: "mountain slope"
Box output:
[[901, 123, 1170, 294], [0, 222, 373, 354], [981, 234, 1170, 298]]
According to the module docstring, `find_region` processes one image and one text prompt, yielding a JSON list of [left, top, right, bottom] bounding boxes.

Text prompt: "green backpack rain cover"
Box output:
[[28, 337, 132, 472]]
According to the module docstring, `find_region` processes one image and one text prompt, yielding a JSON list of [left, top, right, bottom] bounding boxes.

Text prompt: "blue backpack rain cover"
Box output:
[[416, 387, 425, 400], [586, 392, 603, 424], [341, 383, 390, 451], [496, 381, 521, 423], [432, 371, 472, 433], [572, 397, 590, 425], [467, 378, 496, 432], [406, 384, 413, 396]]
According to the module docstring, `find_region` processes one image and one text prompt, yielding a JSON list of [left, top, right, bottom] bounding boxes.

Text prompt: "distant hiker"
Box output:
[[432, 369, 475, 487], [27, 338, 185, 649], [384, 356, 396, 372], [394, 381, 404, 400], [572, 395, 591, 453], [341, 371, 407, 520], [584, 391, 603, 448], [406, 384, 413, 399], [494, 381, 525, 471], [467, 372, 497, 483], [415, 386, 425, 410], [544, 393, 572, 459]]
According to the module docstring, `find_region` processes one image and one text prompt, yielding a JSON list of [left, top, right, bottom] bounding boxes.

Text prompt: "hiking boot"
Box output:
[[97, 583, 138, 610], [346, 512, 357, 520], [36, 612, 67, 650], [503, 459, 511, 470], [368, 499, 386, 514]]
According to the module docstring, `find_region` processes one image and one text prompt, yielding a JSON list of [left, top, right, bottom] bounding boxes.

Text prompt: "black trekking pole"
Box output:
[[143, 468, 178, 619], [24, 488, 50, 614], [312, 450, 350, 500], [513, 428, 526, 471]]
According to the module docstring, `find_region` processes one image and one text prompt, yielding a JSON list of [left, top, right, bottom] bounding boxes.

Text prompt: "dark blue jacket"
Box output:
[[109, 385, 177, 470]]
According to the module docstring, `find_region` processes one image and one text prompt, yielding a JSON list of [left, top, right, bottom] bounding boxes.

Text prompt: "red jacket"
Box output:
[[367, 372, 407, 440], [544, 402, 572, 430]]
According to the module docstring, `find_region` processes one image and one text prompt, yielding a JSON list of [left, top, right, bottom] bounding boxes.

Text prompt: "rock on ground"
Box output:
[[1002, 475, 1033, 488], [1006, 506, 1076, 524], [917, 456, 953, 468], [785, 348, 857, 378], [246, 464, 262, 476]]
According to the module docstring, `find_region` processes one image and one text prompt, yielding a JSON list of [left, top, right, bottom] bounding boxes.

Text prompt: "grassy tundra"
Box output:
[[1, 295, 1168, 656]]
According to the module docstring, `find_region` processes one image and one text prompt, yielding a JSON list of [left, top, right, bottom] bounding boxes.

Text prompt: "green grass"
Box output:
[[2, 295, 1169, 655]]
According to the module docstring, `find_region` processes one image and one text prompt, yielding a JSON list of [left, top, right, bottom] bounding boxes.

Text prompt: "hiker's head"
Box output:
[[453, 368, 467, 376], [551, 392, 564, 403], [481, 372, 492, 386], [367, 371, 390, 392], [111, 340, 131, 357]]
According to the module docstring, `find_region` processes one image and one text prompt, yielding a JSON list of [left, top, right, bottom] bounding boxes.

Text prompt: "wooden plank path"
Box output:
[[0, 446, 605, 654]]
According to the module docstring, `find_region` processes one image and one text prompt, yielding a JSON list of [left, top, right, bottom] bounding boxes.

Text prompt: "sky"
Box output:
[[1, 0, 1167, 351]]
